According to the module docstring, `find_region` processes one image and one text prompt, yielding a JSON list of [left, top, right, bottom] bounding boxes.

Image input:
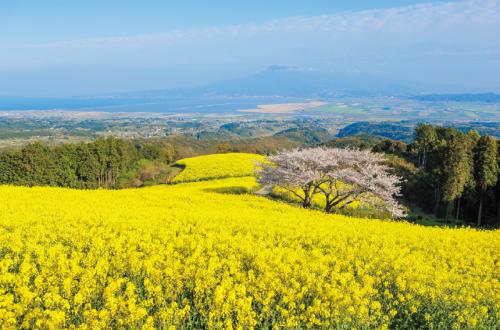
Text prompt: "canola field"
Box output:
[[172, 153, 264, 183], [0, 153, 499, 329]]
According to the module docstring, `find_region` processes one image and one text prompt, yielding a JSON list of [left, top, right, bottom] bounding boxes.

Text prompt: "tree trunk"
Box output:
[[455, 197, 461, 221], [497, 203, 500, 225], [433, 189, 440, 217], [302, 194, 311, 208], [477, 193, 483, 227], [445, 201, 452, 219], [325, 202, 333, 213]]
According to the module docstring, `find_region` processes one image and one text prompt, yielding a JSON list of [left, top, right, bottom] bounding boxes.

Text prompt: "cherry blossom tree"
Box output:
[[256, 147, 405, 218], [255, 148, 328, 207]]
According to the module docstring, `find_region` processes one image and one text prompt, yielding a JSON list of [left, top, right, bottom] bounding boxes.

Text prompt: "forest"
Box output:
[[366, 125, 499, 227], [0, 124, 498, 227], [0, 138, 175, 189], [327, 125, 499, 226], [0, 134, 309, 189], [405, 125, 498, 226]]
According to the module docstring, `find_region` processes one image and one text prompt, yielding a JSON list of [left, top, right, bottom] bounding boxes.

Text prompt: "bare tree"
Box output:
[[256, 147, 405, 218]]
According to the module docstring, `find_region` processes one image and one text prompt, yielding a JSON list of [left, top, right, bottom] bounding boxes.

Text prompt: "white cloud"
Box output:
[[1, 0, 499, 92], [4, 0, 498, 52]]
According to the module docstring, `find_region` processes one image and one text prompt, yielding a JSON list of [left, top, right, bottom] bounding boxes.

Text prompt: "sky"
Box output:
[[1, 0, 499, 96]]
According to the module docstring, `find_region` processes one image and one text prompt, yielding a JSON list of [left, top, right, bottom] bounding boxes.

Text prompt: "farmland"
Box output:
[[172, 153, 265, 183], [0, 153, 498, 329]]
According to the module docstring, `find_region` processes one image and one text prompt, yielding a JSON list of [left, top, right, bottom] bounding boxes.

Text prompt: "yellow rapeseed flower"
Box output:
[[0, 153, 498, 328]]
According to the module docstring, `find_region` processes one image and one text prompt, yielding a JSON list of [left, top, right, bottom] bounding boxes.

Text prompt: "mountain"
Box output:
[[202, 65, 419, 97], [113, 65, 418, 99], [337, 121, 416, 142], [4, 67, 494, 111], [337, 121, 500, 141], [204, 66, 336, 97], [104, 65, 338, 98]]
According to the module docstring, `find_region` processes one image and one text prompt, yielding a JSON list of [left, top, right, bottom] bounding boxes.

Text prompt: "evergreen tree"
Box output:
[[53, 144, 79, 187], [163, 143, 175, 164], [115, 138, 136, 188], [467, 130, 481, 146], [457, 131, 481, 220], [439, 129, 473, 219], [140, 143, 162, 160], [19, 142, 58, 186], [92, 138, 109, 187], [76, 143, 100, 188], [473, 135, 497, 226], [106, 137, 120, 188], [413, 124, 437, 169], [0, 150, 23, 184]]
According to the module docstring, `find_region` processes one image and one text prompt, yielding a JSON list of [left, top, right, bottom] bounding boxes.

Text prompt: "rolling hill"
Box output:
[[0, 153, 498, 328]]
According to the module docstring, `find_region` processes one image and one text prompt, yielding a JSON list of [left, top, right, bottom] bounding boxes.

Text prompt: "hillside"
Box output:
[[412, 93, 500, 103], [337, 121, 500, 141], [172, 153, 265, 183], [0, 153, 498, 328]]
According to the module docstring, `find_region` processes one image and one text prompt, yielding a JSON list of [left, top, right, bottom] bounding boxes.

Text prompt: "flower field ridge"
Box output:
[[0, 177, 499, 329], [172, 153, 265, 183]]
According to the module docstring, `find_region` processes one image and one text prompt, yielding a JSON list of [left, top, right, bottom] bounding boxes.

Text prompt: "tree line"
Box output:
[[373, 125, 499, 227], [0, 133, 311, 189], [0, 137, 174, 189]]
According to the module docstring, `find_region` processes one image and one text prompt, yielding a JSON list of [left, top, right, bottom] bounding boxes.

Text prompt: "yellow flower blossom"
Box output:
[[0, 153, 498, 328]]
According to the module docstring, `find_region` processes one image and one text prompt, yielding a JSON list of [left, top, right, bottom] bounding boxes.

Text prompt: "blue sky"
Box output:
[[2, 0, 456, 42], [1, 0, 499, 95]]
